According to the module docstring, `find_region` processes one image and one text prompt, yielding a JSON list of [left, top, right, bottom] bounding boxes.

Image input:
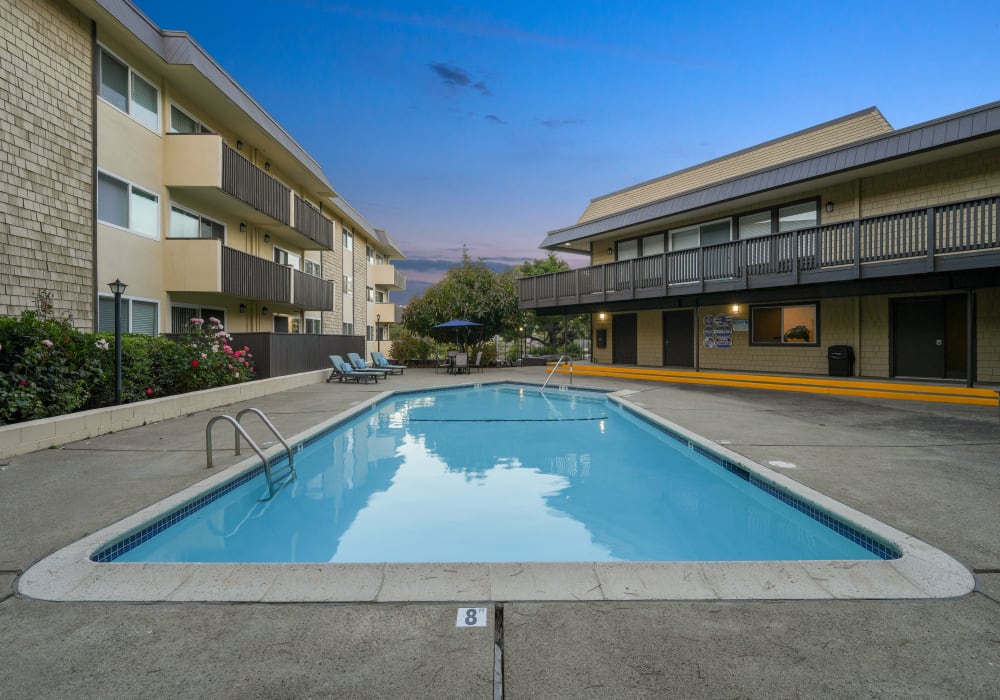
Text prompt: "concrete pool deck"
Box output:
[[2, 366, 999, 697]]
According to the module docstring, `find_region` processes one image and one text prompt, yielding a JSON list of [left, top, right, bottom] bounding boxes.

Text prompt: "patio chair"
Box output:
[[450, 351, 469, 375], [347, 352, 389, 379], [470, 351, 484, 373], [435, 350, 457, 374], [328, 355, 380, 384], [371, 351, 407, 375]]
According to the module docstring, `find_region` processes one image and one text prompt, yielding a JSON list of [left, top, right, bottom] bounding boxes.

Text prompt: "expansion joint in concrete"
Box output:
[[494, 602, 505, 700]]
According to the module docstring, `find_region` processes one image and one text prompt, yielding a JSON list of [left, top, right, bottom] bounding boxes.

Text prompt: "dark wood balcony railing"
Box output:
[[520, 195, 1000, 309], [222, 247, 291, 303], [293, 196, 334, 250], [221, 143, 291, 225], [292, 268, 335, 310]]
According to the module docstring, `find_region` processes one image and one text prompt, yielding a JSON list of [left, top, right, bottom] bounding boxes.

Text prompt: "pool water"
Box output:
[[109, 384, 884, 563]]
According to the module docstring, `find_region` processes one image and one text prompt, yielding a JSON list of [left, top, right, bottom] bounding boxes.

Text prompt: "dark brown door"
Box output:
[[612, 314, 637, 364], [892, 296, 966, 379], [663, 310, 694, 367]]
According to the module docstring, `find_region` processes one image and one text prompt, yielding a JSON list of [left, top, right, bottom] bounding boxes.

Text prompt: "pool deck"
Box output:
[[2, 366, 999, 697]]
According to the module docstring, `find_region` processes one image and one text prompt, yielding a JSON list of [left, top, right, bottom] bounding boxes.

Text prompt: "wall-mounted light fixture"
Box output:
[[263, 234, 270, 243], [236, 140, 243, 151], [264, 162, 271, 171], [607, 247, 613, 256], [239, 303, 246, 314], [261, 306, 269, 316], [598, 312, 606, 321], [239, 222, 247, 233], [825, 201, 834, 213], [731, 304, 740, 314]]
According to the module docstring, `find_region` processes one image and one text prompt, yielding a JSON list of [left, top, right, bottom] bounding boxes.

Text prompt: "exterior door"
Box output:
[[662, 310, 694, 367], [612, 313, 637, 364], [892, 296, 966, 379]]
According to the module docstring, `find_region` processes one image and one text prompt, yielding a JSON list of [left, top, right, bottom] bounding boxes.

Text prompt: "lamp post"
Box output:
[[376, 313, 381, 353], [107, 278, 127, 404]]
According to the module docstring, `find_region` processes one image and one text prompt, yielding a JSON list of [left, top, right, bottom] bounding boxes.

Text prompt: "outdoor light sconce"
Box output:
[[607, 247, 613, 256], [239, 304, 247, 314], [239, 222, 247, 232], [236, 140, 243, 151], [263, 234, 270, 243], [826, 201, 835, 213], [264, 162, 271, 171], [731, 304, 740, 314], [261, 306, 269, 315], [598, 312, 606, 320]]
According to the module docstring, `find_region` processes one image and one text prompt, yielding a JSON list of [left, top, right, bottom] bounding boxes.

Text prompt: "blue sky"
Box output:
[[139, 1, 1000, 300]]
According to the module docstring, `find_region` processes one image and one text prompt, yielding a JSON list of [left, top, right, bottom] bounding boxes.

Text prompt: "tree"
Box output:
[[402, 247, 521, 347]]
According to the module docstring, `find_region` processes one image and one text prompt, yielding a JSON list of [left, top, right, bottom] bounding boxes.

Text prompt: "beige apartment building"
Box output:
[[521, 103, 1000, 384], [1, 0, 405, 372]]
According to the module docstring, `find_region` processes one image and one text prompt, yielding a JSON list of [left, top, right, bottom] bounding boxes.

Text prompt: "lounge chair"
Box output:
[[327, 355, 381, 383], [470, 351, 484, 373], [347, 352, 389, 379], [371, 351, 406, 375]]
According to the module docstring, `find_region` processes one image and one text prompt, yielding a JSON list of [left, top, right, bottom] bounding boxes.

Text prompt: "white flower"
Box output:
[[95, 339, 109, 350]]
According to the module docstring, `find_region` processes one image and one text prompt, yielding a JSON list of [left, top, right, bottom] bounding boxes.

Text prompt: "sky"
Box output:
[[138, 0, 1000, 302]]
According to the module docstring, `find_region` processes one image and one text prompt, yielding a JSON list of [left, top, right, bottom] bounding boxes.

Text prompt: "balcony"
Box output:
[[520, 196, 1000, 310], [370, 263, 406, 290], [164, 239, 335, 310], [164, 134, 333, 250], [373, 302, 399, 324]]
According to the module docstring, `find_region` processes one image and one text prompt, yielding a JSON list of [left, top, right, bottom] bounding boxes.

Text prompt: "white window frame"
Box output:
[[97, 46, 161, 134], [168, 103, 212, 134], [98, 294, 160, 335], [168, 203, 225, 241], [97, 169, 160, 239], [668, 218, 733, 252], [273, 245, 301, 270], [342, 228, 354, 251]]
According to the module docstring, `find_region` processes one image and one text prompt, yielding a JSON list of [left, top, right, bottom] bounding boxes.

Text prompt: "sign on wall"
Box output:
[[703, 314, 734, 349]]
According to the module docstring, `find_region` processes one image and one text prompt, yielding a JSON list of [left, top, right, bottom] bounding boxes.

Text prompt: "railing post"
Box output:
[[575, 268, 581, 305], [926, 206, 936, 272], [697, 248, 704, 293], [792, 230, 800, 284], [852, 219, 861, 278]]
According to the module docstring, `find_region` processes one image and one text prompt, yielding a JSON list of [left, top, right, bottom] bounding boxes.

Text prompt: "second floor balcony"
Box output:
[[164, 239, 335, 311], [369, 262, 406, 290], [520, 195, 1000, 310], [373, 302, 399, 324], [164, 134, 333, 250]]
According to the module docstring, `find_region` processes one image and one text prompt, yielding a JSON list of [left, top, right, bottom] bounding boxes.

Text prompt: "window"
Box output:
[[374, 289, 387, 303], [98, 172, 159, 238], [366, 286, 375, 302], [342, 228, 353, 251], [342, 322, 354, 335], [366, 245, 375, 264], [305, 318, 322, 334], [669, 219, 732, 251], [739, 200, 818, 239], [343, 275, 353, 295], [304, 259, 322, 277], [751, 303, 818, 345], [290, 318, 301, 334], [614, 232, 665, 260], [273, 247, 301, 269], [169, 105, 211, 134], [170, 306, 225, 333], [169, 205, 223, 241], [366, 325, 374, 341], [99, 48, 159, 131], [98, 296, 159, 335]]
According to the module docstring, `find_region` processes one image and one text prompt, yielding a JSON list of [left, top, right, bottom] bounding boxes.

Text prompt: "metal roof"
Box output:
[[541, 100, 1000, 250]]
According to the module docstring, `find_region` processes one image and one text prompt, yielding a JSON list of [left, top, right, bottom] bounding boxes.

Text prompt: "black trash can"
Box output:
[[827, 345, 854, 377]]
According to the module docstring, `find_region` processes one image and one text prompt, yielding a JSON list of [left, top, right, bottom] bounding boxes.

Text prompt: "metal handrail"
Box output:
[[540, 355, 573, 393], [205, 409, 296, 500]]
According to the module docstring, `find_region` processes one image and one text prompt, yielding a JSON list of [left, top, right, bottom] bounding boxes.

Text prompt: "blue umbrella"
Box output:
[[433, 319, 482, 348]]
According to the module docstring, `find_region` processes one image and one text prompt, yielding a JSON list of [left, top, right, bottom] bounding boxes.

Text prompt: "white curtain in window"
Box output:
[[700, 220, 732, 246], [170, 206, 200, 238], [778, 202, 817, 232], [170, 105, 197, 134], [738, 211, 772, 239], [130, 188, 158, 237], [130, 73, 159, 131], [642, 233, 664, 256]]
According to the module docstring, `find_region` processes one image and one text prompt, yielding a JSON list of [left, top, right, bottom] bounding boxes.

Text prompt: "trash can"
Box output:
[[827, 345, 854, 377]]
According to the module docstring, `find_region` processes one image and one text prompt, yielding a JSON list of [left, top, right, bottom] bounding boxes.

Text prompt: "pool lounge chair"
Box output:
[[371, 351, 407, 375], [327, 355, 381, 383], [347, 352, 389, 379]]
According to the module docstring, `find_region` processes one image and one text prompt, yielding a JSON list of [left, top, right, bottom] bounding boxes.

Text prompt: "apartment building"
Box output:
[[1, 0, 404, 370], [520, 103, 1000, 384]]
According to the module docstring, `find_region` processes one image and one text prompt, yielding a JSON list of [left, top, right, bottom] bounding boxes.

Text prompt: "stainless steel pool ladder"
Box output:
[[205, 408, 296, 500], [540, 354, 573, 393]]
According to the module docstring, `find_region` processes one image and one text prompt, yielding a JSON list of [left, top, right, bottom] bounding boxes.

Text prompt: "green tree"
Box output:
[[402, 247, 520, 348], [514, 254, 590, 356]]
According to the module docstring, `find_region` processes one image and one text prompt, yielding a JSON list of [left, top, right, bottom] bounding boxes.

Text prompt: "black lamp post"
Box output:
[[376, 313, 381, 353], [107, 278, 127, 404]]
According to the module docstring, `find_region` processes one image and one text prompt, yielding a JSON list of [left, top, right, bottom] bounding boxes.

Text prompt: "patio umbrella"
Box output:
[[433, 319, 482, 348]]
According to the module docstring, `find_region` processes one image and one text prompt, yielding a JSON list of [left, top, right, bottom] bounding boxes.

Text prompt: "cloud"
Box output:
[[429, 63, 492, 96], [538, 118, 583, 128], [485, 114, 506, 125]]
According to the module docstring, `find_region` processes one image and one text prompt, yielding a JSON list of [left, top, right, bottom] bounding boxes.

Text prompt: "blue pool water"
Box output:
[[106, 383, 888, 563]]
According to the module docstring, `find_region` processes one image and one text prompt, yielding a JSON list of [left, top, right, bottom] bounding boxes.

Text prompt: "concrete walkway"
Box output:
[[2, 367, 999, 698]]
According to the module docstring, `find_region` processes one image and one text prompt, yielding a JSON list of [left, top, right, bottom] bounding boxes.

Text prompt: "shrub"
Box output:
[[172, 317, 255, 392]]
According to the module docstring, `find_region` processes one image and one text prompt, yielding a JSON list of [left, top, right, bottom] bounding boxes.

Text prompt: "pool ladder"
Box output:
[[205, 408, 296, 500], [540, 354, 573, 393]]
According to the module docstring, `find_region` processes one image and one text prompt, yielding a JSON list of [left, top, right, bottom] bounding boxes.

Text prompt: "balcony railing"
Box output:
[[370, 263, 407, 290], [293, 196, 334, 250], [221, 143, 290, 225], [292, 268, 335, 310], [520, 195, 1000, 309], [218, 247, 334, 310]]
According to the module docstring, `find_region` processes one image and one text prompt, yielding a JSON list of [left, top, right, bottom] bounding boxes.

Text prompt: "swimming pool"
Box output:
[[103, 384, 887, 564], [19, 380, 974, 602]]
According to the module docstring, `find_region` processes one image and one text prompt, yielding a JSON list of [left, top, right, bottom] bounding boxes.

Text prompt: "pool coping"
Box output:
[[17, 380, 975, 603]]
